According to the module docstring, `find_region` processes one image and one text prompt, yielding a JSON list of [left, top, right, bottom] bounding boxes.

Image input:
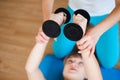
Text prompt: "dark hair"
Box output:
[[64, 51, 82, 63], [64, 44, 81, 62], [84, 78, 88, 80]]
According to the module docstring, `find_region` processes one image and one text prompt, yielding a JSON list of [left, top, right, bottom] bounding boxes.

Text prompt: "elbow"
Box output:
[[25, 64, 31, 74], [95, 74, 103, 80], [97, 76, 103, 80], [89, 76, 103, 80], [25, 63, 40, 74], [25, 64, 34, 74], [99, 74, 103, 80]]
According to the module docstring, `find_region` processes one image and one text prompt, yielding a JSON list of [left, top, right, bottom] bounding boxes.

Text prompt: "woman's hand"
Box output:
[[36, 28, 50, 44], [77, 27, 101, 56], [73, 14, 87, 34], [49, 12, 66, 25]]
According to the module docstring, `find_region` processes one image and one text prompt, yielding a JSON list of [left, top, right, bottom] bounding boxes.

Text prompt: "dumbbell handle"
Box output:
[[64, 9, 90, 41], [74, 9, 90, 25], [74, 9, 90, 35], [49, 13, 65, 26], [42, 8, 71, 38], [54, 8, 71, 24]]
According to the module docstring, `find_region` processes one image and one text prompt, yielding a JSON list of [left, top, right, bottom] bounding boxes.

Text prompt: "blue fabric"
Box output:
[[39, 54, 64, 80], [52, 7, 75, 58], [90, 15, 119, 68], [39, 54, 120, 80], [101, 67, 120, 80], [52, 6, 119, 68]]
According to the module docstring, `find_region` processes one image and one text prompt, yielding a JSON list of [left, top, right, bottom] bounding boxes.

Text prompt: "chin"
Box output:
[[64, 72, 80, 80], [64, 71, 86, 80]]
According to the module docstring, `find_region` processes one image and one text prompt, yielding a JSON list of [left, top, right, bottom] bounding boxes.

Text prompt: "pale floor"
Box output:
[[0, 0, 119, 80]]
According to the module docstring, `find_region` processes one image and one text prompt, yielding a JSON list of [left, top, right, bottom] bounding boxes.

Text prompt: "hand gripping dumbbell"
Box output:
[[42, 8, 71, 38], [63, 9, 90, 41]]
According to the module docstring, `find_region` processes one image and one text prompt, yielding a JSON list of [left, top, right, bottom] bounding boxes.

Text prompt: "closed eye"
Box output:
[[67, 59, 74, 63], [78, 61, 83, 65]]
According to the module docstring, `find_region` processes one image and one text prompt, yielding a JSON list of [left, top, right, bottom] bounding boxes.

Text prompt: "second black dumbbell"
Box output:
[[64, 9, 90, 41], [42, 8, 71, 38]]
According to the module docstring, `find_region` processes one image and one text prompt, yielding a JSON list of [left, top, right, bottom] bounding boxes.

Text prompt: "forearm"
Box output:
[[25, 43, 48, 73], [25, 28, 50, 80], [42, 0, 54, 21], [82, 52, 103, 80], [94, 5, 120, 36]]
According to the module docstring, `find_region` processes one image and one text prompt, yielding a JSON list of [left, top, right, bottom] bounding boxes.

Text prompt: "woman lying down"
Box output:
[[25, 13, 103, 80]]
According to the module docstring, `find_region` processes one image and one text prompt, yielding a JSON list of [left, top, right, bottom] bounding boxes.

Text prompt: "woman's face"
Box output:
[[63, 57, 86, 80]]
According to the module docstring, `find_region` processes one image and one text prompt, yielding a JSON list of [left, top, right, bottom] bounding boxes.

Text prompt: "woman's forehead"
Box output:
[[67, 56, 82, 61], [69, 55, 82, 58]]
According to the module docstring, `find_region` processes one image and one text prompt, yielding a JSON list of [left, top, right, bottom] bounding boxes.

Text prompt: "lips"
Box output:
[[70, 67, 77, 71]]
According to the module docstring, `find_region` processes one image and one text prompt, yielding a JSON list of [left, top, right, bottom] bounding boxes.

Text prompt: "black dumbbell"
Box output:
[[42, 8, 71, 38], [64, 9, 90, 41]]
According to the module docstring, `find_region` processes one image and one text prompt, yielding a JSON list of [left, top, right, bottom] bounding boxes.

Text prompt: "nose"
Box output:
[[70, 62, 78, 67]]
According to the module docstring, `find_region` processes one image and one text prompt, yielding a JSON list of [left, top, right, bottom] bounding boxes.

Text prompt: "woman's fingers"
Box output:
[[78, 44, 92, 53], [36, 30, 49, 43], [36, 34, 44, 43], [50, 13, 64, 25], [73, 14, 87, 34], [77, 40, 89, 50], [77, 35, 91, 47], [90, 47, 95, 56], [77, 35, 96, 55], [40, 31, 49, 41]]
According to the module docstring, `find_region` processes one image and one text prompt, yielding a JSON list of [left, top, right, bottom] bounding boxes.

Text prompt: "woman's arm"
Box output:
[[92, 3, 120, 36], [42, 0, 54, 21], [77, 2, 120, 55], [80, 51, 103, 80], [76, 14, 103, 80], [25, 10, 65, 79], [25, 30, 50, 80], [25, 0, 55, 77]]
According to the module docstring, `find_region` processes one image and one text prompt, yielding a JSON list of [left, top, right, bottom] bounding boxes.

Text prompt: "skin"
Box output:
[[63, 56, 87, 80], [42, 0, 120, 55], [77, 4, 120, 55], [25, 13, 103, 80]]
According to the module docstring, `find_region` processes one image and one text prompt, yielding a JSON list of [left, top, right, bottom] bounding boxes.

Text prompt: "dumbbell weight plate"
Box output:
[[64, 9, 90, 41], [74, 9, 90, 25], [42, 8, 71, 38], [54, 8, 71, 23], [64, 23, 83, 41], [42, 20, 61, 38]]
